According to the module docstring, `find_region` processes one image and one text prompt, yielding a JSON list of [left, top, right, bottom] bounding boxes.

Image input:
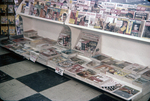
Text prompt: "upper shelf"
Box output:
[[18, 13, 64, 25], [65, 23, 150, 43]]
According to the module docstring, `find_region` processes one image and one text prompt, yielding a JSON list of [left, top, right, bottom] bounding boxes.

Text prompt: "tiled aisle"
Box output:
[[0, 47, 149, 101]]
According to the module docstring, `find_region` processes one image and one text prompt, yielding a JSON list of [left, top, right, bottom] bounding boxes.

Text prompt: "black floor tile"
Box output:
[[0, 53, 25, 67], [17, 69, 70, 92], [19, 93, 51, 101], [89, 94, 119, 101], [0, 70, 13, 83]]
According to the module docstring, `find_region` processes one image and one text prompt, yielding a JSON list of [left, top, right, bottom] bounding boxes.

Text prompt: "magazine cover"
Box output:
[[1, 26, 8, 35], [74, 31, 100, 56], [29, 2, 34, 15], [8, 5, 14, 13], [110, 9, 121, 16], [101, 58, 119, 65], [133, 77, 150, 87], [67, 64, 85, 73], [134, 11, 149, 20], [76, 11, 87, 26], [141, 69, 150, 80], [137, 5, 150, 11], [112, 61, 132, 69], [24, 6, 30, 14], [91, 2, 100, 13], [49, 55, 67, 65], [94, 64, 114, 74], [85, 60, 100, 68], [92, 54, 109, 62], [113, 85, 140, 99], [104, 15, 117, 32], [142, 21, 150, 38], [77, 69, 96, 78], [58, 8, 68, 22], [21, 3, 26, 13], [94, 13, 104, 30], [9, 26, 15, 35], [8, 16, 15, 24], [102, 2, 116, 9], [130, 19, 144, 37], [33, 1, 41, 16], [114, 17, 129, 34], [46, 7, 53, 19], [100, 79, 123, 92], [57, 32, 71, 48], [124, 73, 140, 83], [1, 16, 8, 24], [52, 8, 61, 21], [86, 12, 96, 28], [119, 10, 134, 19], [87, 74, 110, 84], [0, 5, 7, 13], [127, 4, 137, 11], [115, 3, 128, 10], [58, 60, 74, 68], [123, 63, 147, 74], [39, 1, 48, 18], [69, 10, 78, 24]]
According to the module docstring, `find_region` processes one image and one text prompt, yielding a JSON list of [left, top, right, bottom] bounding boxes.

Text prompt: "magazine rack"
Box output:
[[14, 1, 150, 101]]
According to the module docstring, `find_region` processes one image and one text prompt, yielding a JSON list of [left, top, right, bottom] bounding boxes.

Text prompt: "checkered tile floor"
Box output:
[[0, 47, 149, 101]]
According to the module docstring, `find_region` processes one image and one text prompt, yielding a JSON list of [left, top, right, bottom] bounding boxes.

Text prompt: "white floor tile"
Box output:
[[0, 60, 46, 78], [0, 47, 10, 55], [0, 79, 37, 101], [40, 80, 102, 101]]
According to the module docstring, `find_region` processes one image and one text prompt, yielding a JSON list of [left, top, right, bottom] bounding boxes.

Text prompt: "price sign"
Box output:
[[55, 67, 64, 76]]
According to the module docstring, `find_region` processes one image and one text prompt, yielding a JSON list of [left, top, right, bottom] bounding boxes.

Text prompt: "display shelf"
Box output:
[[18, 13, 64, 25], [65, 23, 150, 44]]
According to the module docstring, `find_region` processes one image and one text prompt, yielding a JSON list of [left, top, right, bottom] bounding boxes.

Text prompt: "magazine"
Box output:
[[58, 8, 68, 22], [94, 64, 114, 74], [77, 69, 96, 78], [8, 5, 14, 13], [100, 79, 123, 92], [112, 61, 132, 69], [8, 16, 15, 24], [21, 3, 26, 13], [0, 5, 7, 13], [104, 15, 117, 32], [134, 11, 149, 20], [9, 26, 15, 35], [114, 17, 129, 34], [33, 1, 41, 16], [142, 20, 150, 38], [58, 59, 74, 68], [94, 13, 104, 30], [29, 2, 34, 15], [87, 74, 111, 84], [102, 2, 116, 9], [115, 3, 128, 10], [137, 4, 150, 11], [86, 12, 96, 28], [113, 85, 140, 99], [141, 69, 150, 80], [57, 27, 71, 48], [67, 64, 85, 73], [110, 9, 121, 16], [52, 8, 61, 21], [92, 54, 109, 62], [74, 31, 100, 56], [76, 11, 87, 26], [1, 16, 8, 24], [69, 10, 78, 24], [101, 58, 119, 65], [119, 10, 134, 19], [39, 1, 48, 18], [1, 26, 8, 35], [46, 7, 54, 19], [85, 60, 100, 68], [130, 19, 144, 37], [133, 77, 150, 87]]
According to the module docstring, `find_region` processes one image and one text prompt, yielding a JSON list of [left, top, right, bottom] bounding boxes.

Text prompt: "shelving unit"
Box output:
[[3, 0, 150, 101]]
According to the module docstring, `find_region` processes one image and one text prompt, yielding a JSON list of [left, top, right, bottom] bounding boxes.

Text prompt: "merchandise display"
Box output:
[[0, 0, 150, 101]]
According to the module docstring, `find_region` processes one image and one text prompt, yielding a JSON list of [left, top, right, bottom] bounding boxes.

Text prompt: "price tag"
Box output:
[[55, 67, 64, 76]]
